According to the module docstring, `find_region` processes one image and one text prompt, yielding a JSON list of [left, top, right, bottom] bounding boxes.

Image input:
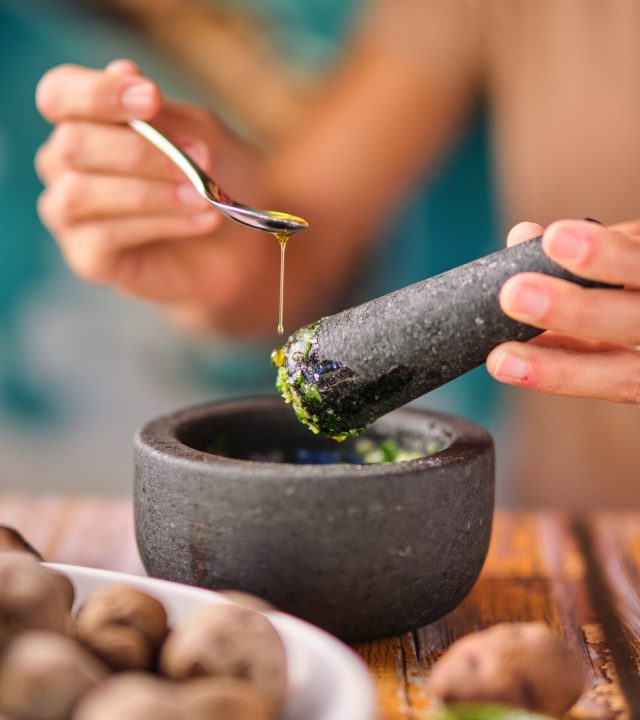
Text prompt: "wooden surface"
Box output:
[[0, 498, 638, 719]]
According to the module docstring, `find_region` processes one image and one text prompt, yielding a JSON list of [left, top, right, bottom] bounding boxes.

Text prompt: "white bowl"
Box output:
[[46, 563, 378, 720]]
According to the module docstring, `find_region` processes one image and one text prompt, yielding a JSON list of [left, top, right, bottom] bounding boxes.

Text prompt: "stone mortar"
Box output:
[[134, 396, 494, 642]]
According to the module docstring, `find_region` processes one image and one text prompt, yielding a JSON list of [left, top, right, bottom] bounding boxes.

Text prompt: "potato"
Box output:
[[50, 569, 76, 610], [160, 604, 287, 710], [76, 585, 169, 671], [429, 622, 585, 716], [180, 677, 274, 720], [73, 673, 188, 720], [0, 553, 71, 649], [0, 631, 108, 720], [0, 527, 290, 718], [219, 590, 276, 613], [0, 528, 74, 606], [0, 526, 43, 559]]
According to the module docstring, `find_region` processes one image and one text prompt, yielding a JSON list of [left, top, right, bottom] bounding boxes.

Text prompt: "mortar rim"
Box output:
[[135, 395, 494, 480]]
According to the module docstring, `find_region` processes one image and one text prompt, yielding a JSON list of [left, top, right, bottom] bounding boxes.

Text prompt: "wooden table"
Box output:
[[1, 497, 639, 719]]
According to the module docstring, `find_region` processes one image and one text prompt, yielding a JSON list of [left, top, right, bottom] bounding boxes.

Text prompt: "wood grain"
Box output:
[[584, 515, 640, 715], [354, 514, 634, 720], [0, 496, 143, 574], [0, 498, 638, 719]]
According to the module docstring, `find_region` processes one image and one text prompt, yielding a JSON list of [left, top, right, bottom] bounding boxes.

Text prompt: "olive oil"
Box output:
[[273, 231, 291, 335]]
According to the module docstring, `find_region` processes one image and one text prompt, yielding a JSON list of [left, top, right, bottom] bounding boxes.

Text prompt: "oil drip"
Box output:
[[273, 231, 291, 335]]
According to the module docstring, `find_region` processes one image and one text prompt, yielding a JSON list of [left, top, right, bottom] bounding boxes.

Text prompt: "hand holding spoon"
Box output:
[[128, 119, 308, 333]]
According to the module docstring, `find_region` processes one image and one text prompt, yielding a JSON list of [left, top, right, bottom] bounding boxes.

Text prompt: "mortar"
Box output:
[[134, 396, 494, 642]]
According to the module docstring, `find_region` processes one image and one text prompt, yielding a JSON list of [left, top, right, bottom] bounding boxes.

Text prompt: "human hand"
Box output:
[[35, 60, 274, 333], [487, 219, 640, 404]]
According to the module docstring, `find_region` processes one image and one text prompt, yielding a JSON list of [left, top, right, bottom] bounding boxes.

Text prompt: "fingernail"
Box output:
[[504, 282, 549, 318], [177, 183, 207, 208], [491, 351, 529, 381], [177, 138, 209, 170], [547, 228, 589, 262], [121, 81, 154, 113]]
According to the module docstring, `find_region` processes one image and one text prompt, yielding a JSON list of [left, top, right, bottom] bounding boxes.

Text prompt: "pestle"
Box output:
[[273, 233, 616, 440]]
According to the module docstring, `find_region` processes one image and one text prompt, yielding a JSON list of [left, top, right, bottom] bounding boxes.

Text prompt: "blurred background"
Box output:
[[1, 0, 637, 508], [0, 0, 499, 496]]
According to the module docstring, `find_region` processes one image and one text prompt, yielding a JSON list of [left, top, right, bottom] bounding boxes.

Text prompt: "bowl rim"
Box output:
[[135, 395, 493, 479]]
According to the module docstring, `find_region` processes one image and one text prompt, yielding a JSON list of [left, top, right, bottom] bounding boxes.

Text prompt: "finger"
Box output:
[[56, 212, 221, 280], [529, 331, 626, 353], [105, 59, 141, 76], [101, 65, 218, 153], [35, 122, 209, 183], [151, 100, 222, 150], [506, 222, 544, 248], [38, 172, 214, 229], [36, 64, 161, 123], [500, 272, 640, 346], [610, 219, 640, 237], [486, 341, 640, 404], [543, 219, 640, 288]]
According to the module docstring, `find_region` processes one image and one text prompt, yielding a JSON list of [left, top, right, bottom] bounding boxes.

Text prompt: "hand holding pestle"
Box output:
[[273, 232, 616, 440]]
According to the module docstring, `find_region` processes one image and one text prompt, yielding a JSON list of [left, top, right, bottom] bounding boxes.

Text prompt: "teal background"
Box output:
[[0, 0, 501, 493]]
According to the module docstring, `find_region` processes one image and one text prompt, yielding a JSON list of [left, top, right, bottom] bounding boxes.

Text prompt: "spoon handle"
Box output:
[[279, 235, 618, 437], [128, 119, 211, 197]]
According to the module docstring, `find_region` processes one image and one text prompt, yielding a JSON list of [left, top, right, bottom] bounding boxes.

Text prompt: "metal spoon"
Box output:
[[128, 119, 309, 235]]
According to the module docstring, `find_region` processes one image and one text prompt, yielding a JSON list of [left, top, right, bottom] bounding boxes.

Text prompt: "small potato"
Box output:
[[160, 604, 287, 710], [49, 569, 76, 610], [180, 677, 274, 720], [429, 622, 585, 716], [73, 673, 188, 720], [0, 526, 74, 608], [76, 585, 169, 671], [0, 526, 43, 560], [0, 631, 108, 720], [78, 624, 153, 672], [0, 553, 71, 649], [219, 590, 276, 613]]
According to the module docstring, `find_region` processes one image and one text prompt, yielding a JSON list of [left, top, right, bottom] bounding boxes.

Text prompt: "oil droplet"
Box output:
[[273, 231, 291, 335], [271, 346, 285, 367]]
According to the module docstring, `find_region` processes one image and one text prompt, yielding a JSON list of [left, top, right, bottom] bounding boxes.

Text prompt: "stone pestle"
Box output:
[[274, 234, 615, 440]]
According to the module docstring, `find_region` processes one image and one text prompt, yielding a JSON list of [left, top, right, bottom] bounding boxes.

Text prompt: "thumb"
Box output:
[[506, 221, 544, 247]]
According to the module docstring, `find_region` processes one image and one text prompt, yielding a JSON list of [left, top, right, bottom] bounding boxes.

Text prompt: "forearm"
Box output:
[[36, 2, 480, 340], [185, 34, 481, 335]]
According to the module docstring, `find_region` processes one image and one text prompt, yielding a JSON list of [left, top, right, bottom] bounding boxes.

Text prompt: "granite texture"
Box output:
[[279, 235, 614, 436], [134, 396, 495, 642]]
